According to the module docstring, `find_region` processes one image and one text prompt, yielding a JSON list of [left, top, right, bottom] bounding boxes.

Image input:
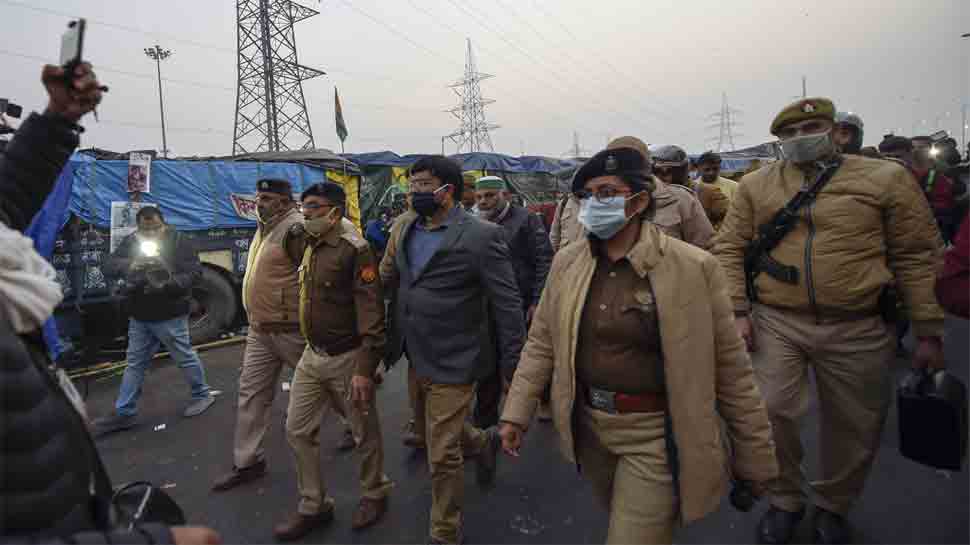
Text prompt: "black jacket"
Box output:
[[493, 204, 553, 309], [0, 110, 173, 544], [0, 112, 79, 231], [0, 315, 172, 544], [107, 230, 202, 322], [388, 208, 525, 383]]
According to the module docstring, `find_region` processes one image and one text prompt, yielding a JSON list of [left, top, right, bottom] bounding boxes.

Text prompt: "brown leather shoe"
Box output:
[[211, 460, 267, 492], [273, 509, 334, 541], [351, 497, 387, 530]]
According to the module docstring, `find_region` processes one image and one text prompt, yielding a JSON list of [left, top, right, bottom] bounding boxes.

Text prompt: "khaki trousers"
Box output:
[[234, 328, 306, 469], [413, 378, 489, 544], [576, 406, 677, 545], [751, 304, 894, 515], [286, 346, 393, 515]]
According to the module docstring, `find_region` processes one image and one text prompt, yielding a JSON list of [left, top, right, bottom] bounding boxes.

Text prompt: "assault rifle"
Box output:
[[743, 158, 842, 302]]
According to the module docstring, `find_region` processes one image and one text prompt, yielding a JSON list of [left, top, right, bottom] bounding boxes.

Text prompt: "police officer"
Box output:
[[652, 144, 729, 234], [272, 182, 392, 541], [715, 98, 946, 544], [549, 136, 714, 251], [832, 112, 864, 155], [500, 146, 777, 544]]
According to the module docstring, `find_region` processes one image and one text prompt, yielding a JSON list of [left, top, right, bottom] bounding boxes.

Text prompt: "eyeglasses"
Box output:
[[407, 183, 451, 195], [574, 187, 641, 204], [300, 202, 334, 212]]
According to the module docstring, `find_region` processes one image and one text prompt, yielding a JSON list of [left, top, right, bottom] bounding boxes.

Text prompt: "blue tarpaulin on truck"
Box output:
[[63, 153, 347, 230]]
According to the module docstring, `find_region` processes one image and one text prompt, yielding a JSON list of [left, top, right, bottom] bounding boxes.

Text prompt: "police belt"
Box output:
[[309, 335, 362, 358], [585, 385, 666, 414]]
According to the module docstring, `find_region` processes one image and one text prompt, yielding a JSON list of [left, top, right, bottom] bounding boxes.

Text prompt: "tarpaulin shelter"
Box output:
[[345, 151, 582, 222], [67, 148, 363, 230]]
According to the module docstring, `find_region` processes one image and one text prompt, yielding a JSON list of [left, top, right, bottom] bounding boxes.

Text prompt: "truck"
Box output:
[[42, 149, 362, 366]]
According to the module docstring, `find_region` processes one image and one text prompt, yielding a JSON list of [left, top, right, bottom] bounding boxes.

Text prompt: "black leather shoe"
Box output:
[[212, 460, 267, 492], [814, 507, 851, 544], [757, 506, 805, 544]]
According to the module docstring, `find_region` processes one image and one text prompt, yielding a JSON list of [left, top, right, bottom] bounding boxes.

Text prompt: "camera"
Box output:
[[122, 240, 172, 294]]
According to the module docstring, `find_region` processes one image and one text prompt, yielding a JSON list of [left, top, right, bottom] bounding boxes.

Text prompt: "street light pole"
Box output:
[[144, 45, 172, 158]]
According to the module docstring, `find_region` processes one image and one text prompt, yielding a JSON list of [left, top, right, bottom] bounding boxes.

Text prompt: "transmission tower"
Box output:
[[562, 131, 590, 158], [706, 92, 743, 152], [232, 0, 325, 154], [445, 39, 499, 153]]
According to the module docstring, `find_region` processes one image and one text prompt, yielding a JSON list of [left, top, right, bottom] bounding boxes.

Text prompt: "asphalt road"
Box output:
[[85, 316, 969, 544]]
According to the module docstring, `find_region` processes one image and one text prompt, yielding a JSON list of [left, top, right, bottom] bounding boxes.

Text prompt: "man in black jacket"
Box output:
[[92, 207, 215, 435], [1, 62, 219, 544], [383, 156, 525, 545], [472, 175, 552, 428]]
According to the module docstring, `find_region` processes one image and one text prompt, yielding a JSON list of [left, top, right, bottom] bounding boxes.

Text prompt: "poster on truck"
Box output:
[[127, 152, 152, 193], [110, 201, 157, 252]]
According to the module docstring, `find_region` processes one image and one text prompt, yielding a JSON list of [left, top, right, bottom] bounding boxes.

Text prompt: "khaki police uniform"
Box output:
[[282, 218, 393, 515], [503, 148, 777, 545], [714, 98, 945, 515]]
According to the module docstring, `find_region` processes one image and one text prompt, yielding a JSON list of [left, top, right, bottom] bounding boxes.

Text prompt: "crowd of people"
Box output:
[[1, 61, 968, 545]]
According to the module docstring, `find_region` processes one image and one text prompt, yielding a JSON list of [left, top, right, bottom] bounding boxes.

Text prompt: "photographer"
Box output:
[[1, 63, 219, 544], [92, 207, 215, 435]]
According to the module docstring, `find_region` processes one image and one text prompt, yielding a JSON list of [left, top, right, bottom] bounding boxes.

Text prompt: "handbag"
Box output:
[[897, 368, 968, 471]]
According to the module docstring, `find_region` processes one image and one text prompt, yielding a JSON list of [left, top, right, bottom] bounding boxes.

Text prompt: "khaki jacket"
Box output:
[[242, 207, 302, 330], [714, 154, 945, 337], [502, 220, 778, 524], [549, 178, 714, 252], [284, 218, 386, 376]]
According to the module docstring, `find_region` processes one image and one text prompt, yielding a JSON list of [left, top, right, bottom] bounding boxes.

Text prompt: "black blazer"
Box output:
[[389, 208, 525, 384]]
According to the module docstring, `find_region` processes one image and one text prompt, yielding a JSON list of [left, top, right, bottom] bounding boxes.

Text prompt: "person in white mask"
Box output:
[[498, 146, 778, 544], [714, 98, 945, 545]]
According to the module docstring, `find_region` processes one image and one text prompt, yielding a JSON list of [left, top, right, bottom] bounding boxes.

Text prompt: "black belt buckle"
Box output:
[[587, 386, 617, 414]]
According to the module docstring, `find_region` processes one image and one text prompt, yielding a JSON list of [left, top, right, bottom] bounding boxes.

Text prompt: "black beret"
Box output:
[[571, 147, 648, 192], [256, 178, 293, 196], [301, 181, 346, 204], [878, 136, 913, 154]]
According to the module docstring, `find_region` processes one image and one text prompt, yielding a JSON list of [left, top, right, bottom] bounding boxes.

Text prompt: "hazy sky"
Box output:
[[2, 0, 968, 158]]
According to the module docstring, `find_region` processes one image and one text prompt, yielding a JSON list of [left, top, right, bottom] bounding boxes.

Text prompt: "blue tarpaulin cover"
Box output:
[[64, 153, 332, 230]]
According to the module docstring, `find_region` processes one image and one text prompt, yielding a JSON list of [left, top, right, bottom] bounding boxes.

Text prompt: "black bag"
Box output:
[[111, 481, 186, 530], [898, 369, 968, 471]]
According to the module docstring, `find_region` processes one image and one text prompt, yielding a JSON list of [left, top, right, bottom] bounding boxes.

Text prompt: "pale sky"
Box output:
[[2, 0, 968, 158]]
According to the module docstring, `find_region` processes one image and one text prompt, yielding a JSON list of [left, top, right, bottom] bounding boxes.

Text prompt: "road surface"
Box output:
[[85, 316, 969, 544]]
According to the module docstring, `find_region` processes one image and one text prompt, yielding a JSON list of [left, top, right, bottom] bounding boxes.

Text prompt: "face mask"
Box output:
[[780, 130, 835, 163], [304, 209, 338, 237], [256, 199, 287, 224], [578, 192, 643, 240], [411, 185, 450, 217]]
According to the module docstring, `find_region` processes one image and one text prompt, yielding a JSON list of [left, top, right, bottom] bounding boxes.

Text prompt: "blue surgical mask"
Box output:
[[578, 192, 643, 240]]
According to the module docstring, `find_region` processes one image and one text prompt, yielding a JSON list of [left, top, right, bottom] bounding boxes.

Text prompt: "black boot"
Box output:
[[757, 506, 805, 544], [814, 507, 851, 544]]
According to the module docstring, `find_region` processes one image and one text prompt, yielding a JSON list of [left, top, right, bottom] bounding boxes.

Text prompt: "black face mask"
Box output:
[[411, 185, 449, 217]]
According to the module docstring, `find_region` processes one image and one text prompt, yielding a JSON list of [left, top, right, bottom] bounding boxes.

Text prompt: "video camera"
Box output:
[[0, 98, 22, 137], [123, 239, 172, 294]]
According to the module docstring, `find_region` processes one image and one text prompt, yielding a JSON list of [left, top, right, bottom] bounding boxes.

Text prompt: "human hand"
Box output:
[[499, 422, 524, 457], [735, 316, 756, 352], [912, 337, 945, 371], [171, 526, 222, 545], [42, 63, 106, 123], [349, 374, 374, 410]]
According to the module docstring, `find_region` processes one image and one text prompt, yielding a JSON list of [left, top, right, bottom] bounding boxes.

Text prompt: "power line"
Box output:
[[0, 0, 235, 53], [443, 0, 660, 136], [528, 0, 702, 125], [336, 0, 463, 68], [491, 0, 675, 126], [0, 49, 233, 92]]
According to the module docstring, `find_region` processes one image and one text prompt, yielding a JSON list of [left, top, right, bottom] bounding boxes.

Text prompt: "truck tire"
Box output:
[[189, 267, 238, 344]]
